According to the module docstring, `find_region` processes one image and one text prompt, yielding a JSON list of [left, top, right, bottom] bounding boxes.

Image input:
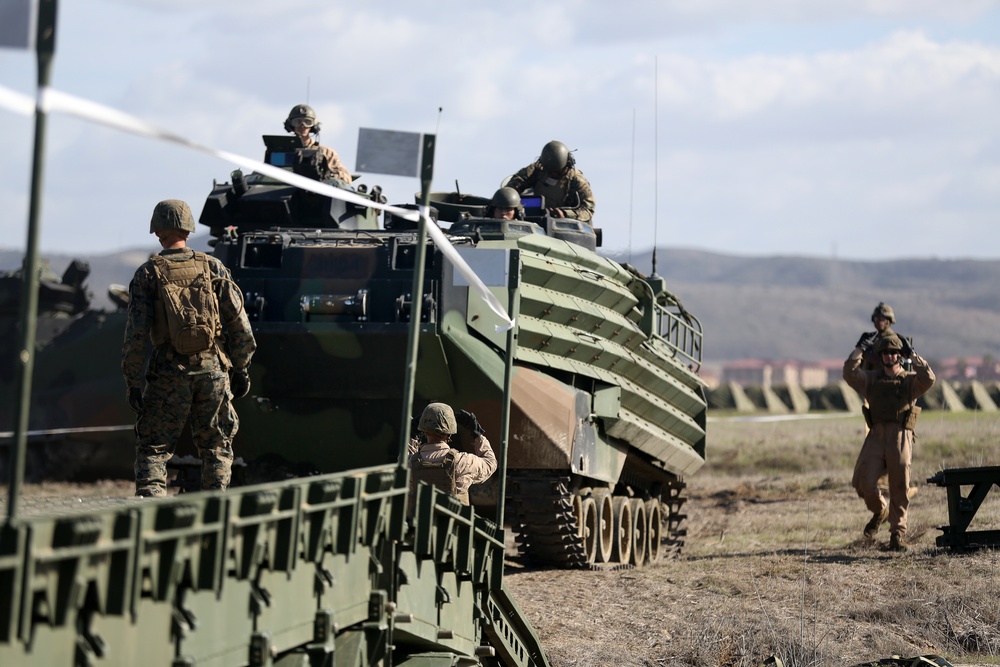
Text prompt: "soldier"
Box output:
[[855, 302, 898, 372], [122, 199, 256, 497], [488, 187, 523, 221], [505, 140, 595, 223], [284, 103, 352, 184], [843, 333, 934, 551], [407, 402, 497, 506]]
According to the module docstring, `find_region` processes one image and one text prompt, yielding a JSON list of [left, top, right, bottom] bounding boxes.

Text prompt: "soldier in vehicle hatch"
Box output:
[[505, 140, 595, 223], [122, 199, 256, 497], [407, 402, 497, 507], [284, 103, 352, 184], [843, 333, 934, 551], [488, 187, 524, 220]]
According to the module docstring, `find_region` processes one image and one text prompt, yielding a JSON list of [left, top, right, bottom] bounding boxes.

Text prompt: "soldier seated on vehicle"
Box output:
[[407, 403, 497, 510], [505, 140, 595, 223], [283, 103, 352, 184], [488, 187, 524, 221]]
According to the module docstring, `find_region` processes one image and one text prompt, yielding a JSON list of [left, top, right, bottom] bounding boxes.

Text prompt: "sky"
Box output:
[[1, 1, 1000, 262]]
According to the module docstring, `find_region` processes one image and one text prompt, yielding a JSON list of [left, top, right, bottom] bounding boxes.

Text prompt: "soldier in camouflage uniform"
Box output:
[[122, 200, 256, 497], [284, 103, 352, 184], [843, 334, 934, 551], [506, 140, 595, 223], [407, 403, 497, 505]]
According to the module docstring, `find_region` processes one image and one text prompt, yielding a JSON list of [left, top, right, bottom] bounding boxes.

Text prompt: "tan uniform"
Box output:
[[843, 348, 935, 539], [407, 435, 497, 504], [301, 136, 352, 184]]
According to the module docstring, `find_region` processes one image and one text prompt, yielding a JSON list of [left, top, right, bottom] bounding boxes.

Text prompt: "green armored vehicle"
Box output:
[[199, 137, 708, 569], [0, 260, 133, 481]]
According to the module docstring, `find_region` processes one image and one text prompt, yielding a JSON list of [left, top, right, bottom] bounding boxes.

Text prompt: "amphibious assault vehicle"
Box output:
[[199, 135, 708, 569], [0, 259, 133, 481]]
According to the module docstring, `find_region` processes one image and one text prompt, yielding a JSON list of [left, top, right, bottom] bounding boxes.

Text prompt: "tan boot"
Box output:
[[907, 485, 920, 499], [863, 506, 889, 539], [889, 534, 908, 552]]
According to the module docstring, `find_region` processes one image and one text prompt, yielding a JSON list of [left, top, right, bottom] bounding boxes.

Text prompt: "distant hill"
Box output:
[[4, 245, 999, 366]]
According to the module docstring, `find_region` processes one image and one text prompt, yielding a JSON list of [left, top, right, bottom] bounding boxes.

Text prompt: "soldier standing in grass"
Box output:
[[122, 199, 256, 497], [407, 402, 497, 506], [506, 140, 595, 223], [843, 334, 935, 551]]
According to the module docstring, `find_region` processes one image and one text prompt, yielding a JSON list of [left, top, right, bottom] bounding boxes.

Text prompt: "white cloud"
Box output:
[[2, 2, 1000, 261]]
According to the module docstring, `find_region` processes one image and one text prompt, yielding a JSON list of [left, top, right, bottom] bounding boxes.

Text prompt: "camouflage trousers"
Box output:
[[134, 370, 238, 497]]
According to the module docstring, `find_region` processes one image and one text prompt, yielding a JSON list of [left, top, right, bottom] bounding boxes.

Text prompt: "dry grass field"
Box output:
[[505, 411, 1000, 667], [3, 412, 998, 666]]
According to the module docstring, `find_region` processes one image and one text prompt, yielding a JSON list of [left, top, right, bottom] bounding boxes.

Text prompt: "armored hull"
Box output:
[[202, 164, 707, 568], [0, 261, 134, 482]]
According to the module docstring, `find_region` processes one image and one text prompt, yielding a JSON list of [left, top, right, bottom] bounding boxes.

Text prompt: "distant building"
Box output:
[[720, 359, 829, 389], [935, 356, 1000, 382], [721, 355, 1000, 387]]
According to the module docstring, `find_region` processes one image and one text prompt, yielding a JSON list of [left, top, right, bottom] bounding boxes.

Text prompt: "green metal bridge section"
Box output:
[[0, 466, 549, 667]]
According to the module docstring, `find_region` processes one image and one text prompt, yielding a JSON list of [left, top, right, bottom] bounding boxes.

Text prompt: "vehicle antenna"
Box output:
[[435, 106, 443, 135], [652, 56, 659, 277], [628, 108, 636, 266], [305, 76, 311, 103]]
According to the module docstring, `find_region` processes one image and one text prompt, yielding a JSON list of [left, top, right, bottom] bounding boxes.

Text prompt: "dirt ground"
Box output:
[[504, 478, 1000, 667]]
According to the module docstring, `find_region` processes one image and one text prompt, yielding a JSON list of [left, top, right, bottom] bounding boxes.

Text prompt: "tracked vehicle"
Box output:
[[0, 260, 133, 482], [199, 138, 707, 569]]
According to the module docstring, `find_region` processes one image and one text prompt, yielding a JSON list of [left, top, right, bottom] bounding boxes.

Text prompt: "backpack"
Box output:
[[149, 252, 222, 355]]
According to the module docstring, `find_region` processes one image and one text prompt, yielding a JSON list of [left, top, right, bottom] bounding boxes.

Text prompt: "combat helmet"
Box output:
[[284, 103, 321, 133], [539, 140, 570, 172], [149, 199, 196, 234], [871, 302, 895, 324], [876, 334, 903, 354], [490, 187, 523, 214], [418, 403, 457, 436]]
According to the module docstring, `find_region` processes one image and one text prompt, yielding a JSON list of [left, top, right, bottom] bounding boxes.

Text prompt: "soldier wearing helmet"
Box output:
[[844, 330, 935, 552], [488, 187, 524, 220], [122, 199, 257, 497], [407, 402, 497, 506], [284, 103, 352, 184], [505, 140, 595, 223]]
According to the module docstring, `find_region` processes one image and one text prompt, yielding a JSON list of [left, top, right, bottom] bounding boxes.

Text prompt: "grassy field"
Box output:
[[4, 412, 998, 666], [506, 411, 1000, 667]]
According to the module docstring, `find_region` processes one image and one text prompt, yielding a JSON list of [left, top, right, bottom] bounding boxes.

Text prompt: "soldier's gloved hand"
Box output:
[[127, 387, 143, 414], [900, 337, 914, 358], [855, 331, 877, 350], [230, 369, 251, 399], [456, 409, 486, 436]]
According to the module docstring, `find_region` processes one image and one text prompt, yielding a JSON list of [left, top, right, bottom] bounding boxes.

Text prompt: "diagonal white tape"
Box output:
[[0, 83, 515, 330]]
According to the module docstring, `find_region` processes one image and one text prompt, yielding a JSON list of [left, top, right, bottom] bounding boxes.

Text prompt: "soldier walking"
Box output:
[[122, 199, 256, 497], [843, 334, 934, 551]]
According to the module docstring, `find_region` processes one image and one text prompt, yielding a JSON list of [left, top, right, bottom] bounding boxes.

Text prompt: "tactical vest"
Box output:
[[149, 252, 222, 356], [868, 371, 916, 428], [533, 172, 574, 209], [408, 449, 469, 504]]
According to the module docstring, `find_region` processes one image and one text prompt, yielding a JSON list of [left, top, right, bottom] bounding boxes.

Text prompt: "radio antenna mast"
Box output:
[[652, 56, 659, 277], [628, 108, 636, 266]]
